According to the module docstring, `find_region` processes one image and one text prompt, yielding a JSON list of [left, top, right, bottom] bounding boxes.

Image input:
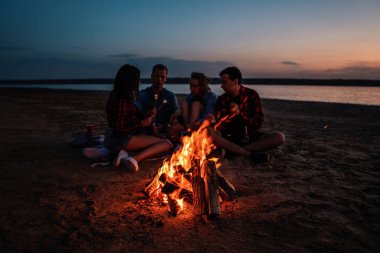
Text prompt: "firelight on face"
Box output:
[[190, 78, 201, 96]]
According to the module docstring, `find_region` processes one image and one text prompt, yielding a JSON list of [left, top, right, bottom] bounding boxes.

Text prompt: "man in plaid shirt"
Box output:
[[208, 66, 285, 162]]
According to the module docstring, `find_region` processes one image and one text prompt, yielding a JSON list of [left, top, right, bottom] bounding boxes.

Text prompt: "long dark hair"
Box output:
[[113, 64, 140, 102]]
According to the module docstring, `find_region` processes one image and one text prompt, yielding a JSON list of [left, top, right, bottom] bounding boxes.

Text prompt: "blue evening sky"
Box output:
[[1, 0, 379, 79]]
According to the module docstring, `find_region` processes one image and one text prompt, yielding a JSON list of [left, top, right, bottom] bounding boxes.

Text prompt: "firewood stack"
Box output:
[[144, 159, 235, 217]]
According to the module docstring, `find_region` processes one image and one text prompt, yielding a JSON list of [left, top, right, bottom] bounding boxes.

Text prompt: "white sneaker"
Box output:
[[83, 147, 110, 159], [121, 156, 139, 172], [114, 149, 129, 167]]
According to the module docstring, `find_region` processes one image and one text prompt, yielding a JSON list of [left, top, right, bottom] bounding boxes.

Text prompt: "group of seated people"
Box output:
[[83, 64, 285, 172]]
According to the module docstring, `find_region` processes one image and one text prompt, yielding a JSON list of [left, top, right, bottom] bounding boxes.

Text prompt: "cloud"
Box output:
[[5, 52, 377, 80], [245, 62, 380, 79], [107, 55, 234, 77], [0, 55, 118, 79], [0, 40, 30, 52], [70, 46, 87, 50], [280, 61, 299, 66], [0, 53, 234, 79], [0, 45, 30, 51], [108, 53, 139, 58], [323, 63, 380, 79]]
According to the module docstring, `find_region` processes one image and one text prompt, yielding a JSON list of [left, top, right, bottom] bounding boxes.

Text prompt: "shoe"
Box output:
[[121, 156, 139, 172], [114, 149, 129, 167], [83, 146, 110, 159], [249, 152, 270, 163]]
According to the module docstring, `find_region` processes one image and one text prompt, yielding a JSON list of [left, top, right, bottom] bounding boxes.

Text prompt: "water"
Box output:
[[1, 83, 380, 106]]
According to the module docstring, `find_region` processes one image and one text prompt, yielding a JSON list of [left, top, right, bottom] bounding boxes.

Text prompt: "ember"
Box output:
[[145, 120, 235, 216]]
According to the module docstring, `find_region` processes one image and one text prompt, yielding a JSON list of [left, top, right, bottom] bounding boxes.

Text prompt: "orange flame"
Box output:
[[152, 120, 219, 214]]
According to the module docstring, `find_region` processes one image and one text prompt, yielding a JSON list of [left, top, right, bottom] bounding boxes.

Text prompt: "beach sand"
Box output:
[[0, 88, 379, 253]]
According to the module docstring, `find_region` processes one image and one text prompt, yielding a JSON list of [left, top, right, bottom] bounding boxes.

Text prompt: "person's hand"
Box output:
[[206, 113, 216, 124], [141, 115, 154, 127], [150, 108, 157, 117], [152, 123, 160, 136], [184, 123, 191, 131], [170, 114, 178, 124], [229, 102, 240, 116], [166, 123, 185, 142]]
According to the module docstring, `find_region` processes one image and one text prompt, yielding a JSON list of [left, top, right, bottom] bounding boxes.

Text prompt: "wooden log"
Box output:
[[167, 196, 180, 217], [159, 173, 167, 183], [174, 165, 192, 182], [144, 172, 161, 196], [162, 171, 193, 194], [202, 160, 221, 216], [174, 164, 185, 174], [159, 173, 182, 195], [191, 159, 208, 215], [179, 188, 193, 204], [216, 169, 235, 199], [218, 187, 229, 201], [145, 171, 191, 197], [161, 181, 180, 195]]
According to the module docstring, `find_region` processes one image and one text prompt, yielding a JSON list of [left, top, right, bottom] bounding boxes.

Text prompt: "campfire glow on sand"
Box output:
[[144, 120, 236, 216]]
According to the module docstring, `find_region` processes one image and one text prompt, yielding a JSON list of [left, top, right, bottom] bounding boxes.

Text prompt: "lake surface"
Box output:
[[1, 83, 380, 106]]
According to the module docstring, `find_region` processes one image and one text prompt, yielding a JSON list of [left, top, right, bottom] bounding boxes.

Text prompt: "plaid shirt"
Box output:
[[214, 85, 264, 135], [106, 90, 142, 136]]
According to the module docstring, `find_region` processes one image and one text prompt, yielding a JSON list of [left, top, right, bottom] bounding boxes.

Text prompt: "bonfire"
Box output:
[[144, 120, 235, 217]]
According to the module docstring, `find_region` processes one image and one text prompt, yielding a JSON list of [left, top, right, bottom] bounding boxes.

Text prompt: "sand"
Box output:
[[0, 88, 379, 253]]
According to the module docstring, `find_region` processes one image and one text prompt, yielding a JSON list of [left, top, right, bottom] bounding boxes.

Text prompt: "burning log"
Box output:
[[191, 160, 208, 215], [216, 170, 236, 200], [160, 173, 193, 204], [161, 181, 180, 195], [179, 188, 193, 204], [191, 159, 221, 216], [167, 196, 181, 217], [174, 165, 192, 182], [144, 172, 161, 196], [202, 160, 221, 216], [145, 169, 193, 197], [158, 173, 178, 195], [143, 119, 237, 217]]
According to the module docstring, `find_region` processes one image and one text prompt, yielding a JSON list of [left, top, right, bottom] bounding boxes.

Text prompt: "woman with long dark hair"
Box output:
[[84, 64, 172, 171]]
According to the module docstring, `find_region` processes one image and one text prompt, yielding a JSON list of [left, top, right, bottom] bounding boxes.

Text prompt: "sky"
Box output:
[[0, 0, 380, 80]]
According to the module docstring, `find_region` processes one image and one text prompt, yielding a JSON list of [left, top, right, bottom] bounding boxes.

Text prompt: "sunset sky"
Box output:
[[1, 0, 379, 79]]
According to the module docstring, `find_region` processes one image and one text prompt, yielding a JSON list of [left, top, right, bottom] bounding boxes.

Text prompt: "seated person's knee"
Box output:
[[191, 100, 204, 112], [180, 100, 189, 109], [277, 132, 286, 145], [164, 139, 174, 150]]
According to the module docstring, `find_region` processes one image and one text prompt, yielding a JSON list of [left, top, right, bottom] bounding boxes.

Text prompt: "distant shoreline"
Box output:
[[1, 78, 379, 86]]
